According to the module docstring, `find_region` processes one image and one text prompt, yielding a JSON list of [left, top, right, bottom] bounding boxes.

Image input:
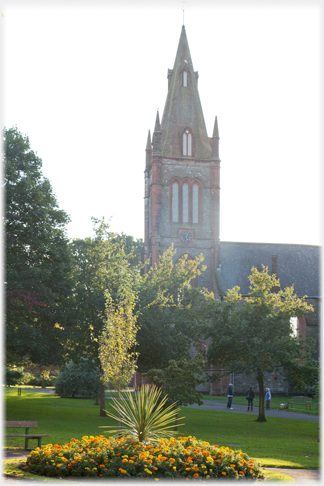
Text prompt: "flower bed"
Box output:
[[26, 435, 264, 480]]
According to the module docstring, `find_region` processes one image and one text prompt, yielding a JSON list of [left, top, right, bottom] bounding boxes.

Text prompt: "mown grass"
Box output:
[[4, 389, 319, 469]]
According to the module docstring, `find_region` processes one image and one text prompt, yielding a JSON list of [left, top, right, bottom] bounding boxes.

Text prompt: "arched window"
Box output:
[[170, 178, 201, 224], [182, 129, 192, 156], [182, 183, 189, 223], [182, 70, 188, 87], [192, 183, 199, 223], [172, 182, 179, 222]]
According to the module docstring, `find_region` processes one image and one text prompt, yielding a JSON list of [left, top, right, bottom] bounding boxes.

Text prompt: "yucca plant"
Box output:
[[100, 385, 184, 442]]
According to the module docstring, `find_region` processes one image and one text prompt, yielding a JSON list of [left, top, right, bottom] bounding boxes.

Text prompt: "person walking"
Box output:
[[265, 388, 271, 410], [227, 383, 233, 410], [246, 386, 255, 411]]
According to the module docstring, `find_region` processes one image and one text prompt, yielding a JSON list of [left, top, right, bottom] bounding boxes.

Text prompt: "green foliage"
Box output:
[[54, 360, 99, 398], [65, 218, 142, 414], [25, 435, 263, 479], [5, 368, 24, 386], [4, 126, 72, 365], [136, 246, 213, 373], [145, 355, 206, 407], [205, 266, 315, 422], [99, 298, 138, 392], [101, 385, 183, 441]]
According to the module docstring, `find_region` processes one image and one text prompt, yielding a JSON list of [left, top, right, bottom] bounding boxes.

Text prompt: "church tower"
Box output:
[[144, 26, 221, 294]]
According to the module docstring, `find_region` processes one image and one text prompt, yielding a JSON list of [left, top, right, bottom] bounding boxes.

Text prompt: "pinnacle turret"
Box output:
[[212, 116, 220, 158], [145, 130, 152, 168], [154, 111, 161, 132]]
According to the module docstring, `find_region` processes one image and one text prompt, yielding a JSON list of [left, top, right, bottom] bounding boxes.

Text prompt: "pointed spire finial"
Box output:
[[154, 110, 161, 132]]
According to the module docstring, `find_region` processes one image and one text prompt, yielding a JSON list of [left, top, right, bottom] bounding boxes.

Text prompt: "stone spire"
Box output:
[[161, 26, 212, 159]]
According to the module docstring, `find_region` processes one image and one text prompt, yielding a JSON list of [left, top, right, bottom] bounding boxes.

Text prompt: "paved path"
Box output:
[[184, 400, 319, 421]]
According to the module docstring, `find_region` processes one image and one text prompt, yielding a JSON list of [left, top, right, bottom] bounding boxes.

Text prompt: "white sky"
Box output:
[[2, 0, 323, 246]]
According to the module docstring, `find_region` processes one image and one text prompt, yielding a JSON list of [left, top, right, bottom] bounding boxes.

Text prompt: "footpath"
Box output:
[[184, 399, 319, 421]]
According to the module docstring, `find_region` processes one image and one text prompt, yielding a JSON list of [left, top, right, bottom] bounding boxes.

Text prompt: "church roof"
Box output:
[[160, 26, 212, 160], [217, 241, 320, 298]]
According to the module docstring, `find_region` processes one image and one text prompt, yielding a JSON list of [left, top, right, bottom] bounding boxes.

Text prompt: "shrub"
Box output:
[[101, 385, 182, 441], [5, 368, 24, 386], [26, 435, 264, 480], [54, 360, 99, 398]]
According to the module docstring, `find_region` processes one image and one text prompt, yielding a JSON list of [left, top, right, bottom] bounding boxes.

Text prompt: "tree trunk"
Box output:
[[255, 369, 266, 422], [117, 384, 123, 435], [99, 365, 106, 416]]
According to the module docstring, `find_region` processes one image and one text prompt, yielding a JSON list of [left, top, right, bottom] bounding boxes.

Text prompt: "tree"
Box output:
[[99, 293, 138, 401], [65, 218, 141, 416], [4, 126, 72, 365], [145, 355, 206, 430], [136, 246, 213, 373], [204, 266, 315, 422]]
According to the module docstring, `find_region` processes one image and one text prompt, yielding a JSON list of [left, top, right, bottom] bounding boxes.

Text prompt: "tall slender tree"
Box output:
[[66, 218, 141, 415]]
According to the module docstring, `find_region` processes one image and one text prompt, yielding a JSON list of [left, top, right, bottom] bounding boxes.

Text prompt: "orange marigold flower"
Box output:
[[193, 473, 199, 478], [239, 471, 244, 475], [216, 460, 221, 463], [248, 466, 253, 470], [221, 472, 226, 476]]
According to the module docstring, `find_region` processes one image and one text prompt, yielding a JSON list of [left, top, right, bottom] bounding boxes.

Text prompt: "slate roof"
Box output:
[[217, 241, 321, 298]]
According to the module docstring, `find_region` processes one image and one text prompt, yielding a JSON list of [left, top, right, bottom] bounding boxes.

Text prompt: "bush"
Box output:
[[5, 368, 24, 386], [26, 435, 264, 479], [54, 360, 100, 398]]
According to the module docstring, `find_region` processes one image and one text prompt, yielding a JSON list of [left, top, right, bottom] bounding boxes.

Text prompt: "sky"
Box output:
[[2, 0, 323, 247]]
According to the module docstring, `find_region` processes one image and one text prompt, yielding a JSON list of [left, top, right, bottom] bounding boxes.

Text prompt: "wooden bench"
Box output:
[[287, 396, 312, 410], [4, 421, 49, 450]]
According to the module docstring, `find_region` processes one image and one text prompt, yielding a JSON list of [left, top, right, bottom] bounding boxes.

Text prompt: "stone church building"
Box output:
[[142, 26, 320, 395]]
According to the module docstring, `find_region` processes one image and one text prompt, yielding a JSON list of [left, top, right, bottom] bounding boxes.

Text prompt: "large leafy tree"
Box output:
[[136, 246, 214, 373], [4, 126, 72, 365], [65, 219, 141, 416], [204, 266, 316, 422]]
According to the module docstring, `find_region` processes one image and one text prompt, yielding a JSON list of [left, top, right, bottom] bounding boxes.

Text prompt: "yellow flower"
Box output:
[[144, 469, 153, 475], [173, 466, 177, 470], [153, 467, 158, 471], [122, 459, 128, 463]]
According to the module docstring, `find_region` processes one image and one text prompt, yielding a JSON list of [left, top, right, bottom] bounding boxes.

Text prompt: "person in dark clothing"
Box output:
[[227, 383, 233, 409], [246, 386, 255, 411]]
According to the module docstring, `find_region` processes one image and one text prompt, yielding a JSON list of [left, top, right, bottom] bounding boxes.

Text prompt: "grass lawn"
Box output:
[[4, 389, 319, 469]]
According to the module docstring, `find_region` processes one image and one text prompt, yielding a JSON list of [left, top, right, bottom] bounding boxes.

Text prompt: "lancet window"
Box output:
[[170, 178, 201, 224], [182, 129, 192, 156]]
